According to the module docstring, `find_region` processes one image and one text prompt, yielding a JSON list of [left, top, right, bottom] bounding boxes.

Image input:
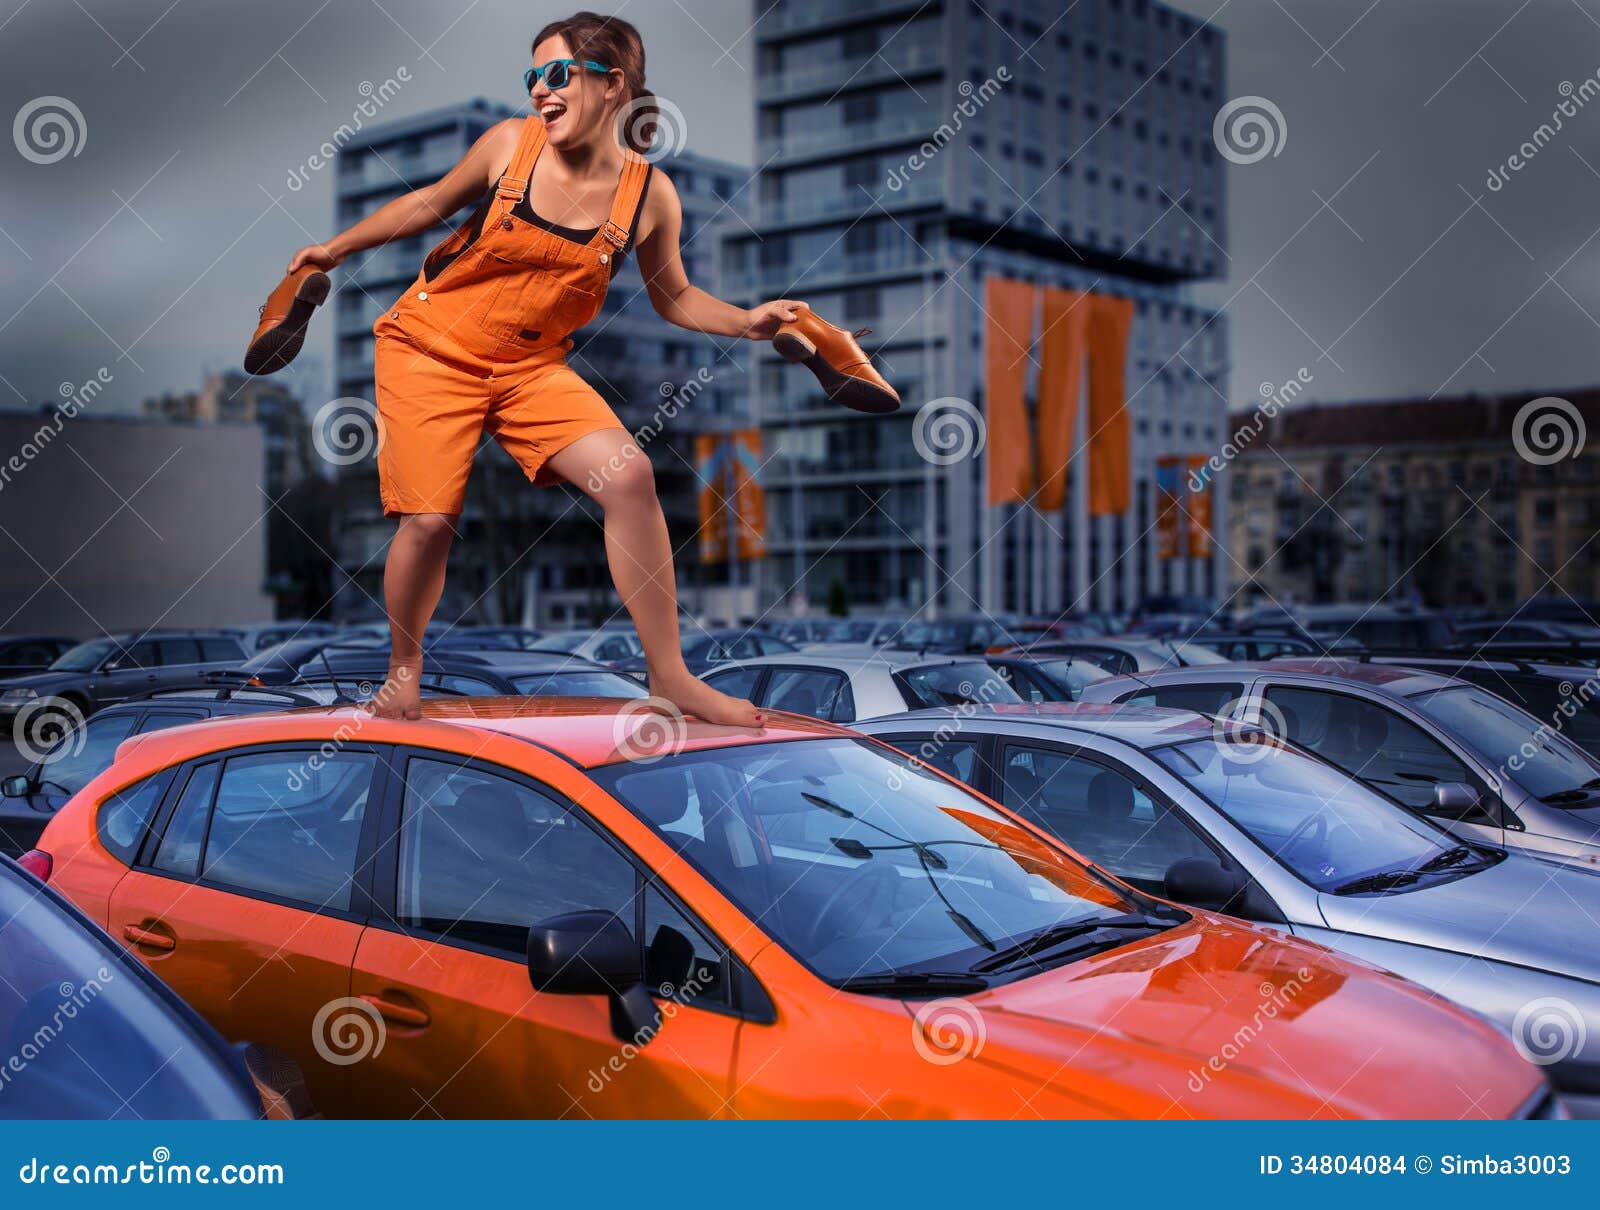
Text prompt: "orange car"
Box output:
[[32, 698, 1551, 1119]]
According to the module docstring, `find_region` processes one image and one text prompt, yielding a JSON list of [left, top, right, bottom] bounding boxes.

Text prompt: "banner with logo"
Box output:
[[1155, 456, 1181, 561], [694, 433, 729, 566], [1186, 453, 1213, 558]]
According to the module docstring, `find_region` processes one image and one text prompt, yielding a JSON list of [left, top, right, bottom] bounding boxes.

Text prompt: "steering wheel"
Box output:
[[805, 861, 900, 952]]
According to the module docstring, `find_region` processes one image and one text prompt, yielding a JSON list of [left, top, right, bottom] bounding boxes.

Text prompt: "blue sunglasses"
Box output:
[[524, 58, 611, 92]]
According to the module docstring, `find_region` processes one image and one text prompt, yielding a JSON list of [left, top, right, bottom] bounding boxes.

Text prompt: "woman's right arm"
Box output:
[[286, 120, 522, 272]]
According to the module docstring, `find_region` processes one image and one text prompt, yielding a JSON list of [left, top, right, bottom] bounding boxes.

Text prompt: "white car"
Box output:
[[701, 651, 1020, 722], [528, 626, 644, 666]]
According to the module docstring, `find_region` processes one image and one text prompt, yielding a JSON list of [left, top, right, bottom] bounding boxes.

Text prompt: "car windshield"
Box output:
[[1035, 658, 1114, 695], [511, 671, 647, 698], [1153, 737, 1462, 892], [900, 662, 1021, 710], [1160, 640, 1228, 666], [1409, 685, 1600, 802], [49, 638, 119, 672], [0, 864, 259, 1119], [591, 738, 1150, 984], [530, 633, 588, 654]]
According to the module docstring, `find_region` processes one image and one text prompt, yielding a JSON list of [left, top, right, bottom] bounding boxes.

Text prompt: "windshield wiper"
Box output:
[[1414, 844, 1477, 873], [970, 913, 1169, 975], [1331, 868, 1423, 895], [836, 970, 990, 997]]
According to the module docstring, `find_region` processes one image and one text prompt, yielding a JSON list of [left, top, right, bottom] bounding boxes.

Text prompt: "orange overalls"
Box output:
[[371, 117, 651, 516]]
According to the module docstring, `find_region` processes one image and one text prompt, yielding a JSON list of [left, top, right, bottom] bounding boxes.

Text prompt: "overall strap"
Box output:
[[493, 117, 547, 215], [597, 150, 652, 251]]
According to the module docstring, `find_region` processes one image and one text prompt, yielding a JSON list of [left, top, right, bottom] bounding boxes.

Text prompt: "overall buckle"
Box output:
[[495, 174, 527, 202], [599, 220, 630, 250]]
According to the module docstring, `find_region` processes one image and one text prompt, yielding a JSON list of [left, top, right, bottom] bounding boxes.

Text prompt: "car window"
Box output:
[[757, 636, 793, 655], [511, 670, 648, 698], [898, 662, 1020, 710], [97, 773, 172, 864], [1119, 682, 1244, 716], [1264, 687, 1474, 811], [998, 746, 1215, 895], [122, 642, 159, 670], [642, 883, 726, 1008], [884, 736, 985, 786], [397, 758, 637, 954], [762, 668, 847, 721], [201, 751, 374, 911], [596, 637, 631, 662], [37, 713, 137, 795], [135, 710, 207, 734], [156, 639, 202, 666], [705, 666, 762, 700], [994, 663, 1049, 703], [1409, 684, 1599, 802], [152, 762, 219, 877], [431, 674, 498, 695], [199, 637, 245, 661]]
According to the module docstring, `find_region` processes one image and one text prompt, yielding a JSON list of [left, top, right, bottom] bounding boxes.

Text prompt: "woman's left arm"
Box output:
[[634, 169, 803, 340]]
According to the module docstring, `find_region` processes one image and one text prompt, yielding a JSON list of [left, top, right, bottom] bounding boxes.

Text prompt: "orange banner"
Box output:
[[730, 428, 767, 561], [1036, 287, 1090, 512], [695, 433, 729, 565], [984, 275, 1036, 505], [1087, 293, 1134, 516], [1155, 456, 1181, 561], [1186, 453, 1212, 558], [696, 430, 766, 564]]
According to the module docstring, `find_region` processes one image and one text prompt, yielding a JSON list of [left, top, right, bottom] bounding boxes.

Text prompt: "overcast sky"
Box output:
[[2, 0, 1598, 415]]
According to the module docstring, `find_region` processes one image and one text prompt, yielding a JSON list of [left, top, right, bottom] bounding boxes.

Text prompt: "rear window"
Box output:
[[1119, 682, 1244, 716], [898, 662, 1020, 710]]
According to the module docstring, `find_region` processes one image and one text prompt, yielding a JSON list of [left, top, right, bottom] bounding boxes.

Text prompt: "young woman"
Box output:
[[286, 13, 803, 725]]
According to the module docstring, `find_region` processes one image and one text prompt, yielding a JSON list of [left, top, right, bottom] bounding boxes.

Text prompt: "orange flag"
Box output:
[[1087, 293, 1134, 516], [1036, 287, 1090, 512], [984, 276, 1036, 505], [1186, 453, 1213, 558], [694, 433, 729, 565], [1155, 456, 1181, 561], [730, 428, 767, 561]]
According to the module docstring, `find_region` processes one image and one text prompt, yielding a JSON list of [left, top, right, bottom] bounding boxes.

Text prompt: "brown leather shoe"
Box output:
[[243, 265, 330, 375], [773, 305, 900, 414]]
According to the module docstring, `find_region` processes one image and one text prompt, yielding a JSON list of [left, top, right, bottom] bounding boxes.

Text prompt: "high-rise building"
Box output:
[[724, 0, 1229, 616], [330, 99, 751, 625]]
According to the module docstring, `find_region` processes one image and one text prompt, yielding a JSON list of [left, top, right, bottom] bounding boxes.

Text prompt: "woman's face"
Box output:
[[530, 35, 620, 150]]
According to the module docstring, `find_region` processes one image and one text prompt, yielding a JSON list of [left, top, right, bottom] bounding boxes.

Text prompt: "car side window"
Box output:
[[122, 642, 159, 669], [643, 883, 726, 1008], [1264, 687, 1475, 810], [761, 668, 846, 721], [135, 710, 207, 733], [998, 745, 1215, 895], [431, 674, 497, 694], [152, 762, 219, 877], [994, 663, 1046, 703], [705, 666, 762, 701], [199, 637, 245, 661], [397, 758, 637, 954], [884, 736, 986, 787], [156, 639, 202, 666], [1119, 682, 1243, 715], [596, 637, 629, 662], [41, 713, 137, 794], [201, 750, 375, 911], [97, 773, 172, 864]]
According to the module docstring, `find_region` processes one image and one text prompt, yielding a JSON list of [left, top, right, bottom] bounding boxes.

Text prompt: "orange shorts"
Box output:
[[373, 334, 623, 517]]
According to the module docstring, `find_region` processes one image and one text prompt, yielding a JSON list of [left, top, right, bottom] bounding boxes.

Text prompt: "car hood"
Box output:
[[1317, 854, 1600, 985], [929, 917, 1537, 1119]]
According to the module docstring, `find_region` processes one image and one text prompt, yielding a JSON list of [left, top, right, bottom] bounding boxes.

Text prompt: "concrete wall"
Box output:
[[0, 412, 272, 635]]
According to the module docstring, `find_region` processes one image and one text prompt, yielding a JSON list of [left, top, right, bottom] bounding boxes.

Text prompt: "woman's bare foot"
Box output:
[[363, 657, 423, 720], [650, 672, 764, 729]]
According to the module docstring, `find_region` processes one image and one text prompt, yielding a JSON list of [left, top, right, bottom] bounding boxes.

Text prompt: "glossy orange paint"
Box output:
[[39, 698, 1545, 1119]]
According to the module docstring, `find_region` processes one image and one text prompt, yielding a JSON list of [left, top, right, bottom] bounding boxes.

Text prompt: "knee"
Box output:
[[592, 454, 656, 510], [398, 512, 458, 546]]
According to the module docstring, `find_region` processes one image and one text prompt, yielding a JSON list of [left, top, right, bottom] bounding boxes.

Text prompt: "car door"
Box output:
[[349, 750, 742, 1118], [153, 637, 206, 689], [1260, 683, 1504, 846], [106, 745, 384, 1118], [93, 640, 163, 705]]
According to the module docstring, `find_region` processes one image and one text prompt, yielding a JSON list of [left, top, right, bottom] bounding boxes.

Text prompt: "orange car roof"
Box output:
[[114, 696, 849, 771]]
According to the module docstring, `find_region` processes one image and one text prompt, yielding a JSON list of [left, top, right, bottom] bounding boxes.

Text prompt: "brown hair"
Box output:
[[532, 11, 657, 155]]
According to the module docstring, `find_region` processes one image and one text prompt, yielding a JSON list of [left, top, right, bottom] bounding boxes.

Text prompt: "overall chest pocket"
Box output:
[[484, 251, 604, 342]]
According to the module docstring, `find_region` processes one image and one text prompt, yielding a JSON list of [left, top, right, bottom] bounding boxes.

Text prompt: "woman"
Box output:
[[287, 13, 801, 725]]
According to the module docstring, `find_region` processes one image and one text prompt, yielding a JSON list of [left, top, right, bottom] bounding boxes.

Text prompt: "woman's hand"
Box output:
[[286, 242, 343, 274], [742, 298, 806, 341]]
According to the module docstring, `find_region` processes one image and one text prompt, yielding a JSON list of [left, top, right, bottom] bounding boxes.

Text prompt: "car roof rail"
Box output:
[[123, 682, 326, 708]]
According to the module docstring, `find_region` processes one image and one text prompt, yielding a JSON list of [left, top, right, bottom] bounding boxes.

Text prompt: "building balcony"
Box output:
[[759, 0, 941, 39], [751, 172, 944, 229], [337, 151, 462, 197], [757, 41, 944, 103], [725, 244, 940, 296], [759, 113, 932, 163]]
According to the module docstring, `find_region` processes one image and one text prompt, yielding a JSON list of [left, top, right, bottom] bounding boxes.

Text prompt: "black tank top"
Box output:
[[510, 165, 655, 279]]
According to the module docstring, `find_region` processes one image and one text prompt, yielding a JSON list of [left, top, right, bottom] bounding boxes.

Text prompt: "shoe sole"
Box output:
[[774, 330, 900, 414], [243, 271, 330, 375]]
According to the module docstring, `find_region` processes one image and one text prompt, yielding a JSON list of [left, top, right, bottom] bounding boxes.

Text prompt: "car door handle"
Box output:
[[360, 994, 430, 1028], [123, 923, 176, 952]]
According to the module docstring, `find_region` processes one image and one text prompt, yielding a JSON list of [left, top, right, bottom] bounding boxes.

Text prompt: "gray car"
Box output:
[[701, 651, 1020, 722], [859, 703, 1600, 1115], [1079, 659, 1600, 872]]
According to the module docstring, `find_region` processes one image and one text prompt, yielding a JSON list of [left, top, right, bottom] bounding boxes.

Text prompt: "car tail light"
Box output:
[[17, 849, 52, 881]]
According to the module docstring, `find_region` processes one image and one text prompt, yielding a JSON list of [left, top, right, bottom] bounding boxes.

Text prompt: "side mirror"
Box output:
[[527, 910, 660, 1045], [1165, 857, 1250, 914], [1, 774, 30, 798], [1429, 781, 1488, 821]]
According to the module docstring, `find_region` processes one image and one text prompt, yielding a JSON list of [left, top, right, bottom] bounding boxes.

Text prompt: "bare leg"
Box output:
[[367, 512, 458, 720], [546, 430, 763, 728]]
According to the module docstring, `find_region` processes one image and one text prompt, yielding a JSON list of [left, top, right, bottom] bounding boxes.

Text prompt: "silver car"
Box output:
[[1078, 659, 1600, 872], [858, 703, 1600, 1115], [701, 650, 1020, 722]]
